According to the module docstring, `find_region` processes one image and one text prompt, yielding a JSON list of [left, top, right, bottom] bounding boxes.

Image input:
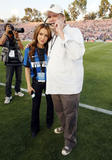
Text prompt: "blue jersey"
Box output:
[[23, 47, 47, 82]]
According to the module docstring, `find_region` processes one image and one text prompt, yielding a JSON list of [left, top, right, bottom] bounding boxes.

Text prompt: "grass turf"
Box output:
[[0, 42, 112, 160]]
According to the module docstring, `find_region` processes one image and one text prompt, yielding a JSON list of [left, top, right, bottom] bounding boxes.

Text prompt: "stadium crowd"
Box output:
[[68, 19, 112, 42], [0, 19, 112, 41]]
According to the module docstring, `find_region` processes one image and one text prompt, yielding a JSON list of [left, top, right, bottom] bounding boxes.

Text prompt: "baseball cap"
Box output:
[[44, 4, 64, 15]]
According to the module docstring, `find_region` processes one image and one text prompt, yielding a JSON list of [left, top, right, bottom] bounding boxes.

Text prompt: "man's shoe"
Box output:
[[15, 92, 24, 97], [61, 146, 72, 156], [4, 96, 12, 104], [54, 127, 63, 134]]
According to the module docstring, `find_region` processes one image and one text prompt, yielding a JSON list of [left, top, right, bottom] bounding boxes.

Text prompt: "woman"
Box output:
[[24, 24, 54, 137]]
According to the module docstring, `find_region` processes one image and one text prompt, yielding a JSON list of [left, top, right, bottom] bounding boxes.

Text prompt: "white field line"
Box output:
[[79, 103, 112, 115], [0, 82, 112, 116]]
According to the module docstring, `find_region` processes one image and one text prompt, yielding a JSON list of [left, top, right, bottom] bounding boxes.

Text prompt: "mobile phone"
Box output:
[[31, 91, 35, 98]]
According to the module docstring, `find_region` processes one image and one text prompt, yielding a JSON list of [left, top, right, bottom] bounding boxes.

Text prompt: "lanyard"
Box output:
[[49, 35, 57, 55]]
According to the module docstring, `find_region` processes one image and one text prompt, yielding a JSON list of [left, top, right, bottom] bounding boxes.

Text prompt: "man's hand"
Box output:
[[5, 25, 12, 35], [13, 30, 19, 39], [55, 18, 65, 40]]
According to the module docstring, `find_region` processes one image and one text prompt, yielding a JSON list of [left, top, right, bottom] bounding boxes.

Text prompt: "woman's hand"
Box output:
[[27, 85, 35, 95]]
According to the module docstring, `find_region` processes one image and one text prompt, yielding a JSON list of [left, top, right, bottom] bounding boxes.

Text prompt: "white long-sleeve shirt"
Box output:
[[46, 25, 85, 94]]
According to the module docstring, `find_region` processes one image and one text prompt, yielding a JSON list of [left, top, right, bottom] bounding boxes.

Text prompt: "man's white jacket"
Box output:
[[46, 25, 85, 94]]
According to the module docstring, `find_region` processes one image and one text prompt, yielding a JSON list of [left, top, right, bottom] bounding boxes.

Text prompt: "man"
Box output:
[[0, 23, 24, 104], [45, 4, 85, 156]]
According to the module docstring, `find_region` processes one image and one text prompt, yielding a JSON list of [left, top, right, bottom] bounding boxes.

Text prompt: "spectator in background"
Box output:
[[45, 4, 85, 156], [23, 24, 54, 137], [0, 23, 24, 104]]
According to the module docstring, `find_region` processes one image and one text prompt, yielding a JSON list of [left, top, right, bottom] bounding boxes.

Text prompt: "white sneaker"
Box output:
[[54, 127, 63, 134], [15, 92, 24, 97], [4, 96, 12, 104], [61, 146, 72, 156]]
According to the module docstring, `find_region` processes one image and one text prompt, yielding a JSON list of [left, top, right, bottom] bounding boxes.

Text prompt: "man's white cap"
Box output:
[[44, 4, 64, 15]]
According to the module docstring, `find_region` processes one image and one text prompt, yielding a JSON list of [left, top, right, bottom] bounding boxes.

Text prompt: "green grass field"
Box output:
[[0, 42, 112, 160]]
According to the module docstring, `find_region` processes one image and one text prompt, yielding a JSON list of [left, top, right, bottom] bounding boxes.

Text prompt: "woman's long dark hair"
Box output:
[[29, 23, 52, 61]]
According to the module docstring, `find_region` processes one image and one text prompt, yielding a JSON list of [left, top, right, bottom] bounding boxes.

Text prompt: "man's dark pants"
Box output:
[[52, 94, 80, 149], [5, 65, 22, 97]]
